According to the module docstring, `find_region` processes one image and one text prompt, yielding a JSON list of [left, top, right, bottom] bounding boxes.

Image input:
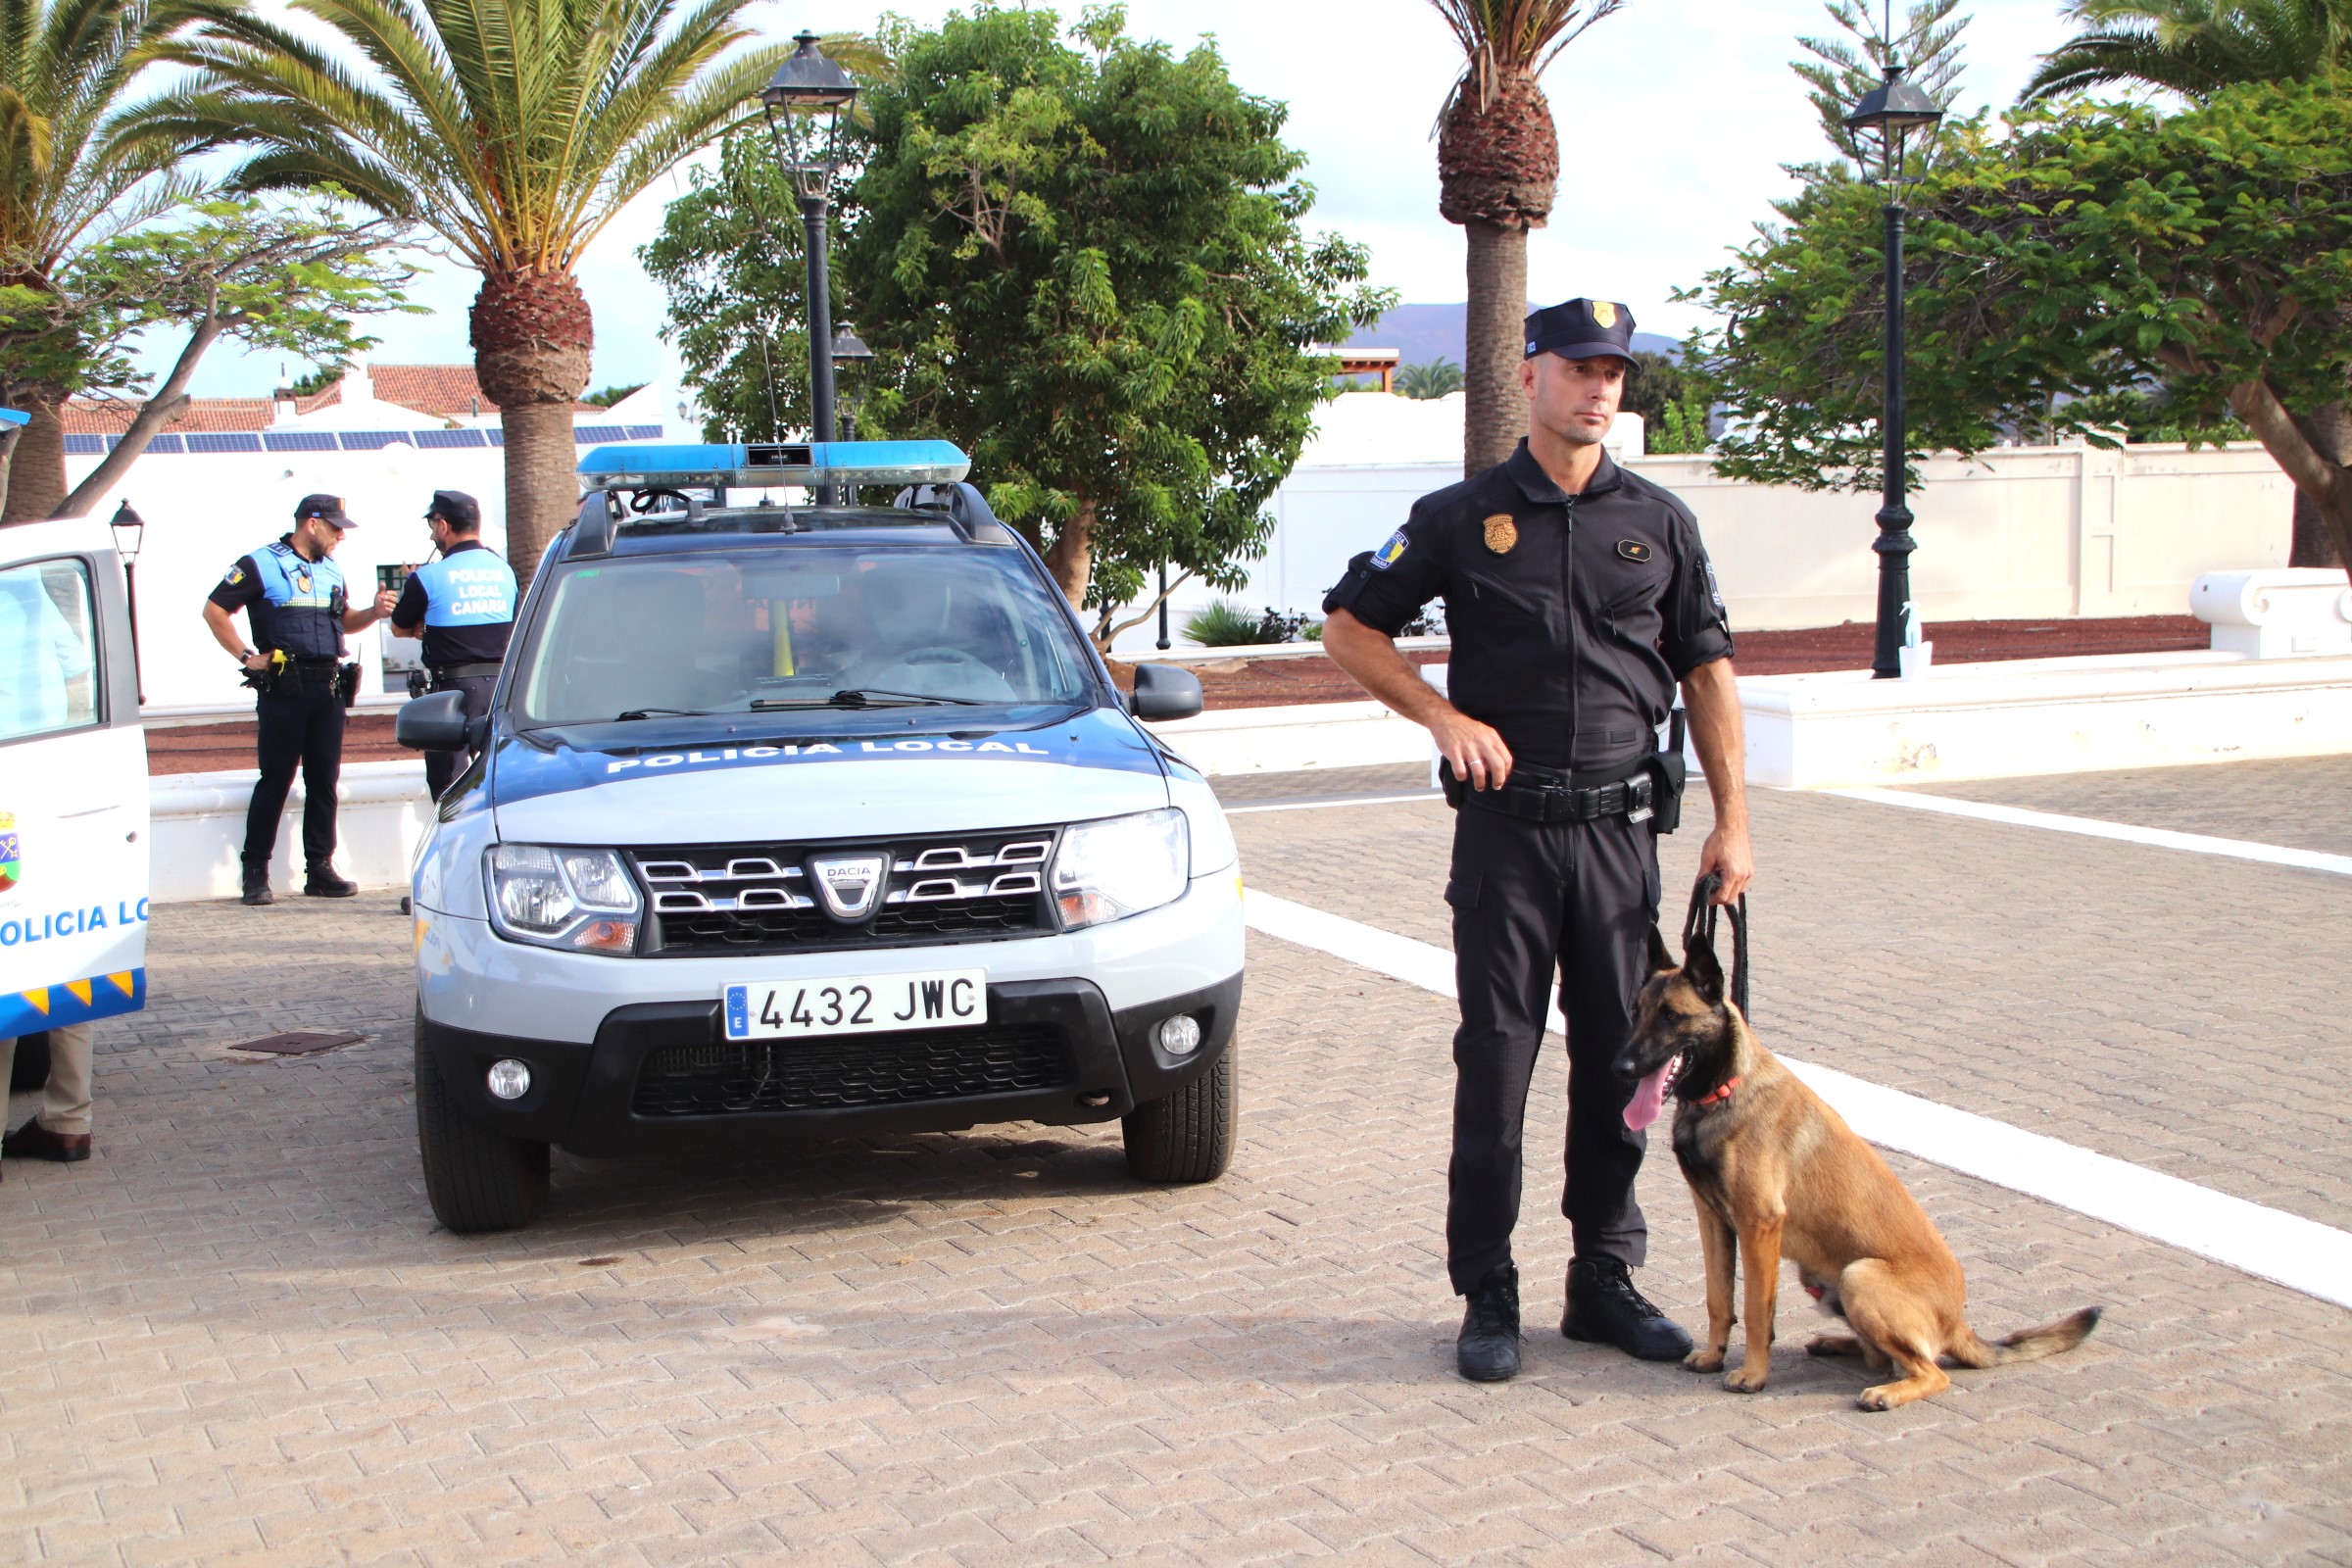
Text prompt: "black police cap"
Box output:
[[426, 488, 481, 529], [294, 493, 353, 527], [1524, 298, 1638, 363]]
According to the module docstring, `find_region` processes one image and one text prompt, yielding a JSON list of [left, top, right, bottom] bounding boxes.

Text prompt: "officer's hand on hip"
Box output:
[[241, 652, 270, 672], [1698, 820, 1754, 903], [1431, 710, 1513, 792]]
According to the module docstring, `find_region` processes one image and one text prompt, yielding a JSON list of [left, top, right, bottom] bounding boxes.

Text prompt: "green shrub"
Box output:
[[1183, 599, 1263, 647]]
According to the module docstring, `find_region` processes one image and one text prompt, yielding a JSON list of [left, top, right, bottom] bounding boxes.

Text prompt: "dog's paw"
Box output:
[[1857, 1384, 1898, 1411], [1683, 1348, 1725, 1374], [1723, 1364, 1769, 1394], [1806, 1335, 1863, 1358]]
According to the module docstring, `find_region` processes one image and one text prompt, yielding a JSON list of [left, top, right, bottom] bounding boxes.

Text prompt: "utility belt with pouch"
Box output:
[[1642, 707, 1689, 835], [1438, 708, 1689, 833]]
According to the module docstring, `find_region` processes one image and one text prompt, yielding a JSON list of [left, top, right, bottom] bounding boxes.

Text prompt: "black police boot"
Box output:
[[304, 863, 358, 898], [1455, 1264, 1523, 1383], [240, 865, 274, 906], [1563, 1256, 1693, 1362]]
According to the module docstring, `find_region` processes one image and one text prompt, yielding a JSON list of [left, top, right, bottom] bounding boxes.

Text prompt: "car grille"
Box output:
[[630, 1022, 1075, 1116], [630, 830, 1056, 955]]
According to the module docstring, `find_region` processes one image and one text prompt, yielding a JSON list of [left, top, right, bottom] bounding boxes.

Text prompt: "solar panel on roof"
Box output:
[[186, 432, 262, 454], [64, 434, 104, 456], [415, 428, 487, 449], [264, 432, 338, 452]]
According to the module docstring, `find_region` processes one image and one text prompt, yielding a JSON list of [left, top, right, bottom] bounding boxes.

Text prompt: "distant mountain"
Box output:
[[1343, 303, 1680, 367]]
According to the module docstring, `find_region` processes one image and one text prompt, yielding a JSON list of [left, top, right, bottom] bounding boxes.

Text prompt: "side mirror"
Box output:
[[395, 688, 469, 751], [1129, 662, 1203, 722]]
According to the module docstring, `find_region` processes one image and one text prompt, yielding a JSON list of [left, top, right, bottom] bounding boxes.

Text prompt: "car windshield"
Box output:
[[514, 543, 1096, 727]]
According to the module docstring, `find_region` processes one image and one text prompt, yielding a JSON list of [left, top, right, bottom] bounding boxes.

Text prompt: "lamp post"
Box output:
[[760, 29, 860, 502], [109, 499, 146, 704], [1843, 53, 1943, 678]]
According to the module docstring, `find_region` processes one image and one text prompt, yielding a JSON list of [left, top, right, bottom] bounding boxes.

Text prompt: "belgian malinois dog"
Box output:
[[1614, 920, 2101, 1409]]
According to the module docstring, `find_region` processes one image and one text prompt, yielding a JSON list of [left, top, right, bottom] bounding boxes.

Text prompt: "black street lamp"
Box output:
[[760, 29, 860, 501], [1844, 54, 1943, 678], [830, 325, 872, 441], [109, 499, 146, 704]]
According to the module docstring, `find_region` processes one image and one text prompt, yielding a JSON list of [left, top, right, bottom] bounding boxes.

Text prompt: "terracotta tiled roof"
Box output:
[[366, 364, 499, 419], [62, 398, 274, 434]]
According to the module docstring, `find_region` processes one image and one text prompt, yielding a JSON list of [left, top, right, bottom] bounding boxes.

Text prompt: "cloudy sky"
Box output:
[[185, 0, 2082, 399]]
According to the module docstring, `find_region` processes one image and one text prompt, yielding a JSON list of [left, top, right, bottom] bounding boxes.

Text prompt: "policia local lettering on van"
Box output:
[[201, 494, 400, 906], [389, 489, 516, 799], [1321, 298, 1753, 1385]]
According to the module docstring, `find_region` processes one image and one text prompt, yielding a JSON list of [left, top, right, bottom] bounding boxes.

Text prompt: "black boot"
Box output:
[[240, 865, 274, 906], [304, 863, 358, 898], [1563, 1256, 1693, 1362], [1455, 1264, 1522, 1383]]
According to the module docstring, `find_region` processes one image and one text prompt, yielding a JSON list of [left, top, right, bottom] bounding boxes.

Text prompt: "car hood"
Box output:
[[487, 705, 1171, 845]]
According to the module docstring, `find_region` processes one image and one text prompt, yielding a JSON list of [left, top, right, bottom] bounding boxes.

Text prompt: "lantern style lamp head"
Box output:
[[760, 30, 860, 203], [109, 499, 146, 564], [830, 326, 873, 367], [1843, 59, 1944, 188]]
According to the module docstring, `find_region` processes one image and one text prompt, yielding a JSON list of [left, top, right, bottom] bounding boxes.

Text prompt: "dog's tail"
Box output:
[[1951, 1306, 2103, 1368]]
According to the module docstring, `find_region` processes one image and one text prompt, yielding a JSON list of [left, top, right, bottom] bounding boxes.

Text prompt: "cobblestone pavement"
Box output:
[[1903, 756, 2352, 858], [4, 766, 2349, 1565]]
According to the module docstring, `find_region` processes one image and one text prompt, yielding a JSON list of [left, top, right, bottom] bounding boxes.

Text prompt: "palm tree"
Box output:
[[2023, 0, 2352, 565], [1426, 0, 1621, 475], [0, 0, 197, 522], [145, 0, 790, 579]]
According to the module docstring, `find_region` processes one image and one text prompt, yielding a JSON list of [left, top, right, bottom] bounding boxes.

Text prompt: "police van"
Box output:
[[397, 440, 1243, 1233], [0, 494, 151, 1090]]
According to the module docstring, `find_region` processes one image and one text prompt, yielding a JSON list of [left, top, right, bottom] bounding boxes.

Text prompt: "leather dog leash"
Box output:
[[1681, 870, 1750, 1020]]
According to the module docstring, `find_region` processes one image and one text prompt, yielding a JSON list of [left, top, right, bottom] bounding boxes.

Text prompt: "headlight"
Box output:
[[485, 845, 642, 954], [1052, 808, 1189, 929]]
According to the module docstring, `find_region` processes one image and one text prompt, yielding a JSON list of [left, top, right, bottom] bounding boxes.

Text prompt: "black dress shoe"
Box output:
[[305, 865, 359, 898], [1563, 1257, 1693, 1362], [4, 1117, 92, 1162], [241, 866, 274, 906], [1456, 1264, 1523, 1382]]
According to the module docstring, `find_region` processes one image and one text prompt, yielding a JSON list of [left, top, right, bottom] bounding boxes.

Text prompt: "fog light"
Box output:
[[486, 1059, 532, 1101], [1156, 1014, 1201, 1056]]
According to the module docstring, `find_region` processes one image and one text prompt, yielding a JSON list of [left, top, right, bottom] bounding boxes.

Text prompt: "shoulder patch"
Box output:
[[222, 564, 245, 586], [1370, 530, 1409, 570]]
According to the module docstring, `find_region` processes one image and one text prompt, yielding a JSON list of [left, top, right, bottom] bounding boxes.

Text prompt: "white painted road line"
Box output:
[[1225, 793, 1441, 815], [1243, 888, 2352, 1310], [1832, 787, 2352, 877]]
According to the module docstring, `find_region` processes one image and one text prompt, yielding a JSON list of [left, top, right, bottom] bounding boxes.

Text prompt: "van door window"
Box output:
[[0, 558, 100, 744]]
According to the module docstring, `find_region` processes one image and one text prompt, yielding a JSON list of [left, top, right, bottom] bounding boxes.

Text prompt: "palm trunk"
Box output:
[[1044, 500, 1095, 608], [1463, 220, 1529, 475], [1, 389, 68, 524], [471, 270, 594, 587], [2289, 406, 2348, 568]]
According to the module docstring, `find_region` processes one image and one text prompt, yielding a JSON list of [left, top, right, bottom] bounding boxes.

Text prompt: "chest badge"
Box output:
[[293, 567, 314, 593], [1615, 540, 1652, 563], [1483, 514, 1518, 555]]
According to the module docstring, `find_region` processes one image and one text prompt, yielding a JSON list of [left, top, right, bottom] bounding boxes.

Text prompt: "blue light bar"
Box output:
[[576, 439, 969, 492], [0, 407, 28, 428]]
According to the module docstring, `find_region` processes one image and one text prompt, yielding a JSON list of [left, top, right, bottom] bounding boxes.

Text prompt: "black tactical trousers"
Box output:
[[423, 673, 497, 798], [1443, 799, 1661, 1294], [243, 676, 345, 870]]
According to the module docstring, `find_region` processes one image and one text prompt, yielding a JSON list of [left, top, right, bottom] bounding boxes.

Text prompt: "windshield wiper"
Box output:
[[751, 688, 986, 710], [611, 707, 713, 721]]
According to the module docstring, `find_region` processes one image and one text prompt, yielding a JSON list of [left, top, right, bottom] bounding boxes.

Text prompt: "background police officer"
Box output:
[[389, 489, 516, 797], [1322, 299, 1754, 1384], [201, 494, 398, 906]]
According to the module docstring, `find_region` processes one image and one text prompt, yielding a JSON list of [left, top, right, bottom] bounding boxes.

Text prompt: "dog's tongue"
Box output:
[[1624, 1062, 1673, 1132]]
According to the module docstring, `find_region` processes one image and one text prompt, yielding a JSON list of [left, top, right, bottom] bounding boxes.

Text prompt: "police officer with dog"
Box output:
[[388, 489, 515, 797], [202, 494, 399, 906], [1322, 299, 1754, 1383]]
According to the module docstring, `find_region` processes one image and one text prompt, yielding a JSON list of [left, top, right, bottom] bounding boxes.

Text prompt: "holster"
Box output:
[[1643, 708, 1689, 835], [339, 662, 362, 709]]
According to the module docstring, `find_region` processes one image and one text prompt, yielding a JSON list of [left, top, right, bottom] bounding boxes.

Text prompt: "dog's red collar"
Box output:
[[1689, 1075, 1741, 1110]]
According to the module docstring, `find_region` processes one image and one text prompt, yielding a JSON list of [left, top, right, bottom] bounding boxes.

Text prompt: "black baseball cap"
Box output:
[[1524, 298, 1638, 363], [425, 489, 481, 529], [294, 494, 353, 527]]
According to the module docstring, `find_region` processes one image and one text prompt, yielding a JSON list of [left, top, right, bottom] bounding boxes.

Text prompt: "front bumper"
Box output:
[[416, 971, 1243, 1156]]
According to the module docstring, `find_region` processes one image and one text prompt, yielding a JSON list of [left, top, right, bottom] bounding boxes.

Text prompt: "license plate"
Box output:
[[723, 969, 987, 1041]]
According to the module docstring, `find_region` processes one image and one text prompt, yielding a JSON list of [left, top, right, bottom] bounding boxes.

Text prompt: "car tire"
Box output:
[[415, 1018, 550, 1234], [9, 1032, 50, 1092], [1122, 1044, 1236, 1184]]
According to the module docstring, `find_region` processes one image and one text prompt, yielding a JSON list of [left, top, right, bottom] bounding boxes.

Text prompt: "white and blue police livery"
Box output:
[[397, 439, 1243, 1233]]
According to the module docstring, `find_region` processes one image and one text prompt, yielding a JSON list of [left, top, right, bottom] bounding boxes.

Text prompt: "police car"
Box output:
[[396, 441, 1242, 1233]]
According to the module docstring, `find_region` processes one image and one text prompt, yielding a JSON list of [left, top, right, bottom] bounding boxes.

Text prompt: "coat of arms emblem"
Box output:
[[1483, 514, 1518, 555]]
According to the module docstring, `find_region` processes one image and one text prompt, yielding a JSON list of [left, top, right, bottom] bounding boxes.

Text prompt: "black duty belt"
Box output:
[[429, 662, 503, 682], [1444, 760, 1655, 825]]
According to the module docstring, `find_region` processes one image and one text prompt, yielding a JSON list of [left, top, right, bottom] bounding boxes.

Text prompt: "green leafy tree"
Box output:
[[1427, 0, 1620, 474], [144, 0, 792, 581], [582, 382, 647, 410], [1684, 81, 2352, 568], [843, 3, 1394, 641], [1396, 358, 1465, 399], [0, 0, 204, 521], [1623, 349, 1708, 453]]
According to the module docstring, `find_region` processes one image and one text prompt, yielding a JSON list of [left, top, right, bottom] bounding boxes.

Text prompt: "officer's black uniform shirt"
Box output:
[[1325, 441, 1734, 774], [390, 539, 516, 666], [207, 534, 347, 660]]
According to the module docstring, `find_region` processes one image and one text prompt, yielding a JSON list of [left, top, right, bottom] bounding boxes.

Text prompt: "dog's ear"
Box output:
[[1683, 930, 1725, 1004], [1645, 923, 1676, 976]]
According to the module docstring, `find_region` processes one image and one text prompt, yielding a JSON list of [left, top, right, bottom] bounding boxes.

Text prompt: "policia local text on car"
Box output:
[[201, 493, 400, 906], [1322, 298, 1755, 1385], [388, 488, 517, 798]]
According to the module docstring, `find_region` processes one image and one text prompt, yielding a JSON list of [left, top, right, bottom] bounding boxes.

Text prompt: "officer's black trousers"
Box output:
[[1444, 801, 1661, 1295], [243, 678, 345, 871], [423, 674, 497, 798]]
